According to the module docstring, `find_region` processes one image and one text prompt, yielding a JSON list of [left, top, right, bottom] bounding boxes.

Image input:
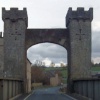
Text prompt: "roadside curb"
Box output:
[[24, 93, 32, 100], [70, 93, 92, 100], [24, 91, 35, 100], [60, 93, 77, 100], [9, 94, 22, 100]]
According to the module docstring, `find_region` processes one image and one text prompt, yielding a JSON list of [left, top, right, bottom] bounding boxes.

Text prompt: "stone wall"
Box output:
[[66, 8, 93, 80], [50, 74, 61, 86], [2, 8, 28, 79], [66, 8, 93, 93], [26, 59, 31, 93], [0, 37, 4, 78]]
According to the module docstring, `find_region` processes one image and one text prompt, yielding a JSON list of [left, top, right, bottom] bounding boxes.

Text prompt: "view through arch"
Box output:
[[27, 43, 68, 87]]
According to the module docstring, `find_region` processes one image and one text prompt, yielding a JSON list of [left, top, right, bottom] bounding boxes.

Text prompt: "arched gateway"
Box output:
[[1, 7, 93, 97]]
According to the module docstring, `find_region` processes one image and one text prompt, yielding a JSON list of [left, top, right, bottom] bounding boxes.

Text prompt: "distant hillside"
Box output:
[[91, 66, 100, 71], [44, 67, 67, 83], [43, 66, 100, 84]]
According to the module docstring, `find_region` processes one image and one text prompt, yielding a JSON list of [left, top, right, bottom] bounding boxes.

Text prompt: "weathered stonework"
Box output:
[[66, 8, 93, 92], [26, 59, 31, 93], [66, 7, 93, 78], [2, 8, 28, 79], [2, 8, 28, 26], [26, 29, 69, 49], [1, 7, 93, 94], [0, 37, 4, 78]]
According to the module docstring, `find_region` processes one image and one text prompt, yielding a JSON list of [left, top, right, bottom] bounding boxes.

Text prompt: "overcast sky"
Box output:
[[0, 0, 100, 65]]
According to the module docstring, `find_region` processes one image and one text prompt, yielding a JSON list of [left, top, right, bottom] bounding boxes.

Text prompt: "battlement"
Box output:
[[66, 7, 93, 27], [2, 8, 28, 26], [0, 37, 3, 46], [0, 32, 2, 37]]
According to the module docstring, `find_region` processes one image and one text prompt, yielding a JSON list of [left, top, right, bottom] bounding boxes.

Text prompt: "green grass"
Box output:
[[44, 67, 63, 71], [91, 67, 100, 71], [43, 66, 100, 83], [44, 66, 100, 77], [61, 69, 67, 78], [60, 69, 67, 84], [44, 67, 67, 77], [44, 67, 68, 84]]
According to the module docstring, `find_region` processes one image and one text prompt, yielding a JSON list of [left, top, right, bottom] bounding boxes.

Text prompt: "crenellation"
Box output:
[[2, 7, 27, 80], [10, 8, 18, 11], [0, 32, 2, 37], [77, 7, 85, 18], [2, 7, 28, 26], [66, 7, 93, 27], [66, 8, 92, 93]]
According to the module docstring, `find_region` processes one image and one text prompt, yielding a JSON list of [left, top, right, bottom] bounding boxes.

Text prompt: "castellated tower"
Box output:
[[2, 8, 28, 79], [66, 8, 93, 93]]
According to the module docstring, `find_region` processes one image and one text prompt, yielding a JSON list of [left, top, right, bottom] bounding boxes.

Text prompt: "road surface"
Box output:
[[25, 87, 76, 100]]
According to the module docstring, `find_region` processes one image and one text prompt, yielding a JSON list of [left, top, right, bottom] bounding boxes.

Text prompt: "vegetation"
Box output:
[[91, 63, 100, 71], [91, 66, 100, 71], [31, 66, 45, 83], [92, 63, 100, 67], [44, 67, 67, 84], [31, 61, 100, 86]]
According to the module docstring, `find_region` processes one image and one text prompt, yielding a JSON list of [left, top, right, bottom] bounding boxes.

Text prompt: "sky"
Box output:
[[0, 0, 100, 66]]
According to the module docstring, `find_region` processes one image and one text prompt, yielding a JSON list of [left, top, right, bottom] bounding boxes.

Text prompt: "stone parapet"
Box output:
[[2, 8, 28, 26], [66, 7, 93, 27]]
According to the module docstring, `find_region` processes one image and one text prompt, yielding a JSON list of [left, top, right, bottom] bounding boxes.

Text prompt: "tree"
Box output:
[[50, 62, 55, 67], [31, 66, 45, 83], [34, 60, 42, 67], [41, 62, 46, 67], [60, 62, 65, 67]]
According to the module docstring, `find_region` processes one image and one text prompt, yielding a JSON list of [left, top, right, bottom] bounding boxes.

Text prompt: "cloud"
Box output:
[[92, 21, 100, 31], [92, 31, 100, 58], [27, 29, 100, 64], [42, 58, 52, 67], [27, 43, 67, 64], [92, 57, 100, 64], [0, 0, 100, 64]]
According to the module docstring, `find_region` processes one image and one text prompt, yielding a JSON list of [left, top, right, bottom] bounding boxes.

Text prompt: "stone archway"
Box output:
[[2, 7, 93, 94], [25, 29, 69, 49], [27, 42, 68, 87], [25, 29, 69, 93]]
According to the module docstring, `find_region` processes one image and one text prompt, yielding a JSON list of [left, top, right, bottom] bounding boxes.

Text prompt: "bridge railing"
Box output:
[[73, 78, 100, 100], [0, 78, 23, 100]]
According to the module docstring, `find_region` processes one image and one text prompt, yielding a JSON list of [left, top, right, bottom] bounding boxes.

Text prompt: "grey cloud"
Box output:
[[27, 30, 100, 64], [27, 43, 67, 63], [0, 0, 100, 64], [92, 31, 100, 53], [92, 31, 100, 58]]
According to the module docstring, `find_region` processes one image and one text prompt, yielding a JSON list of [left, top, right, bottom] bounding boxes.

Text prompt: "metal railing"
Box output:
[[73, 78, 100, 100], [0, 78, 23, 100]]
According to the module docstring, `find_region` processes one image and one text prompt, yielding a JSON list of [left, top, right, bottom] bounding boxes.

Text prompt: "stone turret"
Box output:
[[66, 7, 93, 27], [2, 8, 28, 80], [2, 8, 28, 26], [66, 8, 93, 93]]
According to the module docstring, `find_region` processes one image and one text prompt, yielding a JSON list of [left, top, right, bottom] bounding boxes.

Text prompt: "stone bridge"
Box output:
[[1, 7, 99, 100]]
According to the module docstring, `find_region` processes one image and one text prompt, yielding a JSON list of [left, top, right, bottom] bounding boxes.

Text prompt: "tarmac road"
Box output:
[[25, 87, 76, 100]]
